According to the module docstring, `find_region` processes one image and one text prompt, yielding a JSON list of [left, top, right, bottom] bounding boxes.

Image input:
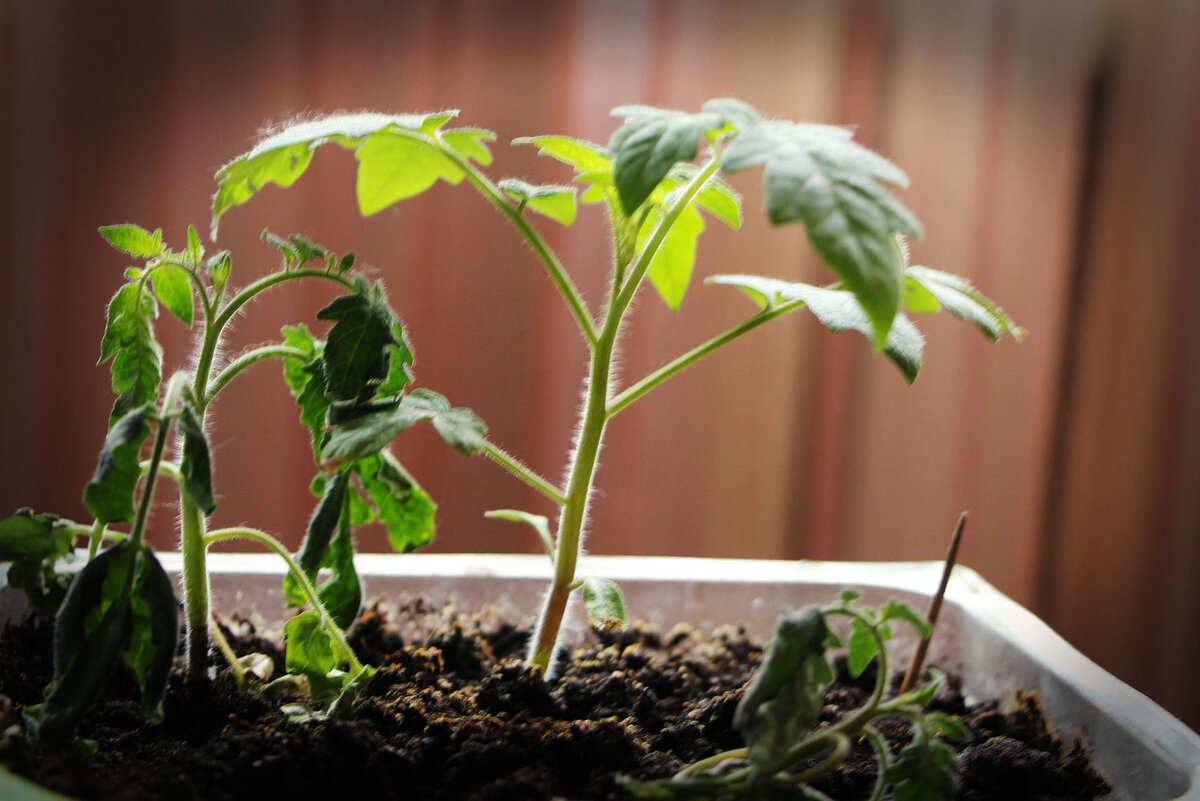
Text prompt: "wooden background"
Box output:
[[2, 1, 1198, 727]]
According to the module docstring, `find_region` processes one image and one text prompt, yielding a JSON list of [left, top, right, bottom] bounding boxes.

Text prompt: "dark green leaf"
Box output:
[[99, 224, 164, 258], [609, 105, 725, 214], [288, 470, 351, 603], [499, 178, 578, 225], [283, 610, 341, 699], [320, 389, 487, 470], [284, 483, 361, 630], [327, 664, 377, 719], [709, 274, 924, 382], [281, 324, 330, 458], [29, 542, 135, 744], [0, 508, 74, 562], [925, 710, 972, 741], [376, 319, 415, 398], [178, 403, 216, 514], [317, 290, 400, 404], [84, 406, 152, 524], [886, 723, 962, 801], [261, 230, 299, 266], [582, 578, 627, 630], [150, 263, 194, 326], [6, 558, 74, 618], [99, 283, 163, 425], [122, 548, 179, 723], [357, 451, 436, 553], [721, 121, 920, 345], [337, 252, 356, 274], [905, 266, 1025, 341]]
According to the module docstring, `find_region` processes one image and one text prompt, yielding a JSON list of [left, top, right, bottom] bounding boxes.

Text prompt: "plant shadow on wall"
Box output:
[[0, 99, 1030, 799]]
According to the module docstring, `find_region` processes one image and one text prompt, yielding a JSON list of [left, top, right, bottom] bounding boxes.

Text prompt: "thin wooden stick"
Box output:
[[899, 511, 968, 694]]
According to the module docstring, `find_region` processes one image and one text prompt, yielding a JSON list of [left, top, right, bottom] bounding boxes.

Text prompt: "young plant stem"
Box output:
[[480, 441, 566, 505], [525, 155, 723, 675], [899, 511, 967, 694]]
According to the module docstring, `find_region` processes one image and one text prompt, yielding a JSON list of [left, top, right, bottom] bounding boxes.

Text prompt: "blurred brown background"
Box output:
[[2, 1, 1198, 727]]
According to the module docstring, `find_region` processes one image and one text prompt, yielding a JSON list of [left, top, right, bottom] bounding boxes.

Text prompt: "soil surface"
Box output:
[[0, 600, 1110, 800]]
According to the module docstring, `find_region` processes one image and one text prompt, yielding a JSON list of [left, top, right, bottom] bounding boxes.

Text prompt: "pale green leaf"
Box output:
[[442, 127, 496, 166], [640, 203, 705, 311], [99, 224, 164, 258], [151, 263, 194, 326], [355, 132, 465, 216], [905, 265, 1025, 341], [582, 577, 627, 630], [499, 178, 578, 225]]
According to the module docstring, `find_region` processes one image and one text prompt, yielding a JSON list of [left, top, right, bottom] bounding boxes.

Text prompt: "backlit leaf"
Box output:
[[150, 263, 194, 326], [357, 451, 435, 553], [881, 599, 933, 638], [441, 128, 496, 166], [582, 578, 627, 630], [286, 470, 351, 609], [710, 274, 924, 382], [640, 202, 705, 311], [99, 224, 164, 258], [100, 283, 163, 425], [846, 617, 880, 678], [500, 178, 578, 225], [905, 266, 1024, 341], [355, 131, 464, 216]]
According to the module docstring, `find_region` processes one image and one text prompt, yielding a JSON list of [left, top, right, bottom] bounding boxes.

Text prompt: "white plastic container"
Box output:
[[3, 554, 1198, 800]]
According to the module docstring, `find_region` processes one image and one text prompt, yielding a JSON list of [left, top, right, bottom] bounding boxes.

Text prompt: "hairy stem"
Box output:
[[481, 441, 566, 506], [205, 344, 310, 406]]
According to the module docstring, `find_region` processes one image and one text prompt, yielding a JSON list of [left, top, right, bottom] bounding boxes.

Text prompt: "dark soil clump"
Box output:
[[0, 604, 1110, 800]]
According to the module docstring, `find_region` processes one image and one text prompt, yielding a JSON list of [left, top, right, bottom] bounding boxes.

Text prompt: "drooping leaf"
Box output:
[[499, 178, 578, 225], [287, 470, 351, 608], [178, 403, 216, 514], [721, 121, 921, 346], [734, 607, 831, 768], [121, 548, 179, 723], [608, 105, 726, 214], [317, 290, 400, 404], [709, 274, 925, 382], [283, 610, 343, 700], [99, 224, 164, 259], [376, 319, 415, 398], [84, 406, 153, 524], [582, 578, 627, 630], [27, 541, 135, 744], [99, 283, 163, 425], [285, 477, 361, 630], [904, 266, 1025, 341], [357, 451, 436, 553], [321, 389, 487, 470], [150, 263, 194, 326], [281, 324, 330, 458]]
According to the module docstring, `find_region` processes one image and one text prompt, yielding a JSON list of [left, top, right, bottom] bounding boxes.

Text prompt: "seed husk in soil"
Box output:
[[0, 599, 1110, 801]]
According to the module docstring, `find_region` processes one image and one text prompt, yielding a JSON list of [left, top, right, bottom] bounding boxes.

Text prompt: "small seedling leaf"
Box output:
[[186, 224, 204, 265], [881, 599, 933, 639], [441, 127, 496, 166], [484, 509, 553, 560], [84, 406, 152, 524], [100, 283, 163, 426], [178, 402, 216, 514], [284, 610, 340, 698], [609, 105, 725, 214], [357, 451, 436, 553], [721, 121, 920, 346], [582, 578, 627, 631], [99, 224, 164, 258], [710, 275, 924, 382], [846, 617, 880, 678], [886, 723, 962, 801], [150, 263, 194, 326]]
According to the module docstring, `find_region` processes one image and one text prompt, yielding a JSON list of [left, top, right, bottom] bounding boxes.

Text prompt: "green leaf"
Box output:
[[0, 508, 74, 562], [150, 263, 194, 326], [499, 178, 578, 225], [881, 599, 933, 639], [317, 290, 400, 404], [84, 406, 152, 524], [281, 324, 330, 458], [99, 224, 164, 258], [710, 274, 925, 382], [905, 266, 1025, 341], [320, 389, 487, 470], [484, 508, 553, 560], [28, 541, 135, 744], [211, 111, 461, 233], [721, 121, 921, 345], [287, 470, 351, 608], [122, 548, 179, 724], [700, 97, 764, 131], [441, 128, 496, 166], [513, 134, 612, 173], [640, 202, 705, 311], [886, 722, 962, 801], [376, 319, 415, 398], [357, 451, 436, 553], [283, 610, 342, 700], [608, 105, 725, 214], [355, 131, 465, 216], [283, 481, 361, 630], [186, 224, 204, 265], [327, 663, 377, 720], [581, 578, 627, 630], [178, 403, 216, 514], [733, 607, 830, 768], [846, 617, 880, 678], [99, 283, 163, 425], [286, 233, 330, 266]]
